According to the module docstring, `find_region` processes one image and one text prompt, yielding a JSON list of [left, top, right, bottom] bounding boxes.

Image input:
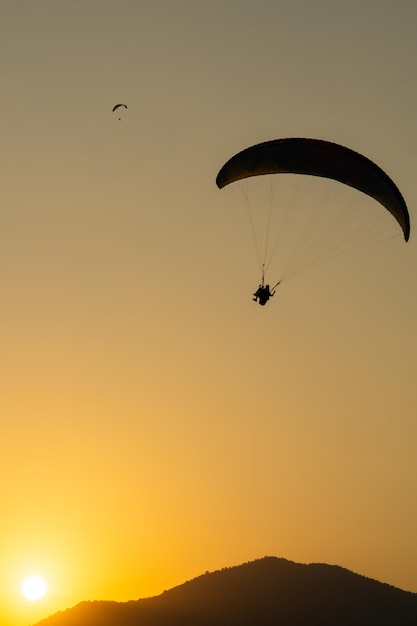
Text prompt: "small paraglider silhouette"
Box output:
[[112, 103, 127, 121]]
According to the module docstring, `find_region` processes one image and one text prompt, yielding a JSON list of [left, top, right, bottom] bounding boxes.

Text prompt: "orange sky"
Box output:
[[1, 2, 417, 625]]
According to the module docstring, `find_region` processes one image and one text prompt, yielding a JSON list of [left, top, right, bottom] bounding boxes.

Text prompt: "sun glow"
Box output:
[[22, 576, 48, 601]]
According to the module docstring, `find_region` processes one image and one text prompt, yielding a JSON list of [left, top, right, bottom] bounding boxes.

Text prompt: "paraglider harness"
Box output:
[[253, 267, 280, 306]]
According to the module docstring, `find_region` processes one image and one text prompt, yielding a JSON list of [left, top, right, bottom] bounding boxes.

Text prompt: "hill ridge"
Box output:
[[33, 556, 417, 626]]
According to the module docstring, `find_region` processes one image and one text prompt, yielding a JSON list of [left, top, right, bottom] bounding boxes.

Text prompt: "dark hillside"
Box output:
[[33, 556, 417, 626]]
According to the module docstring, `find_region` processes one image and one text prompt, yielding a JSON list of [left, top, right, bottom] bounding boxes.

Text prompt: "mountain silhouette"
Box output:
[[32, 556, 417, 626]]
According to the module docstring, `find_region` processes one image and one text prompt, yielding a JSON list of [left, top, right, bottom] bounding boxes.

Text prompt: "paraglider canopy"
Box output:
[[216, 138, 410, 242], [112, 103, 128, 121]]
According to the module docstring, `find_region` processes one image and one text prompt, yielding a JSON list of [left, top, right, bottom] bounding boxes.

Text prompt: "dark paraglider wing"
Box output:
[[112, 103, 128, 112], [216, 138, 410, 241]]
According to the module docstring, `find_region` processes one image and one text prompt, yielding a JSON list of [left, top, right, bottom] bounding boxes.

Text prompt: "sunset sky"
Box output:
[[2, 2, 417, 625]]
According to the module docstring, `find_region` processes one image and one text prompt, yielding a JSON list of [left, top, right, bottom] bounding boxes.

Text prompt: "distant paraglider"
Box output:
[[112, 103, 127, 121]]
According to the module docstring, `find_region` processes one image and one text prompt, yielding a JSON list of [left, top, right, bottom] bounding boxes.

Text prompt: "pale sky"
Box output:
[[1, 2, 417, 625]]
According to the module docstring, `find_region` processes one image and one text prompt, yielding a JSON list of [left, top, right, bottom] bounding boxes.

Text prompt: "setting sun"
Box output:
[[22, 576, 48, 602]]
